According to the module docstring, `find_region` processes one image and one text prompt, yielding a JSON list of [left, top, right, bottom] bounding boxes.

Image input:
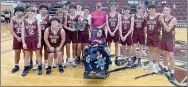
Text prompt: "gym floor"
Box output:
[[1, 24, 187, 86]]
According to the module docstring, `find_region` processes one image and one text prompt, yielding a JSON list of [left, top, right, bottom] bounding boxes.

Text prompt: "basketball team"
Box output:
[[10, 1, 176, 81]]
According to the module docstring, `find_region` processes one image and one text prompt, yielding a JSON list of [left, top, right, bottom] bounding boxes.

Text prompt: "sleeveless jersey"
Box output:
[[48, 27, 61, 47], [24, 19, 39, 38], [108, 13, 118, 31], [12, 20, 22, 37], [121, 15, 132, 33], [162, 16, 176, 38]]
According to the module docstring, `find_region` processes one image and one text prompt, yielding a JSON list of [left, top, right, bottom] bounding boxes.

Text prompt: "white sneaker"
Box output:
[[44, 61, 48, 69], [143, 63, 153, 70], [71, 58, 77, 67], [53, 60, 58, 68], [33, 64, 38, 70], [153, 64, 160, 73]]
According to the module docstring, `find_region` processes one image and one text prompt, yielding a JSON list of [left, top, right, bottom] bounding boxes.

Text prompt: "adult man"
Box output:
[[91, 2, 107, 36]]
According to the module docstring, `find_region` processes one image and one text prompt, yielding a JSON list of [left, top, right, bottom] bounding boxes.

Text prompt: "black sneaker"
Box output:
[[38, 65, 42, 75], [75, 59, 81, 65], [46, 68, 51, 75], [131, 57, 137, 65], [127, 61, 132, 67], [169, 73, 175, 82], [163, 68, 168, 72], [59, 65, 64, 73], [11, 65, 19, 73], [21, 66, 29, 76]]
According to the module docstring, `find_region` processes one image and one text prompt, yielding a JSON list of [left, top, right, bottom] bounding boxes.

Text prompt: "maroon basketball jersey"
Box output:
[[134, 14, 145, 31], [67, 15, 79, 28], [146, 14, 161, 36], [40, 15, 50, 32], [24, 19, 39, 38], [121, 15, 132, 33], [12, 20, 22, 37], [108, 13, 118, 31], [162, 16, 176, 37], [48, 27, 61, 47], [82, 18, 90, 32]]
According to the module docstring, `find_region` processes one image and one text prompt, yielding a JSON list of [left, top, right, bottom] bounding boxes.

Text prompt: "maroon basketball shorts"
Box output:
[[133, 30, 145, 45], [65, 30, 78, 43], [146, 35, 160, 47], [120, 33, 133, 46], [79, 31, 89, 43], [24, 37, 40, 51], [47, 46, 62, 53], [13, 38, 22, 50], [107, 31, 119, 43], [160, 38, 175, 52]]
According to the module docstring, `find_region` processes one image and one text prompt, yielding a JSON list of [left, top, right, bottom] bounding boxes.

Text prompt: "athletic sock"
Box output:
[[149, 61, 153, 65], [15, 64, 19, 67], [171, 70, 174, 74]]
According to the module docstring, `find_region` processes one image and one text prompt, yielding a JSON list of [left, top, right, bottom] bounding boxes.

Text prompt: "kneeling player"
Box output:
[[44, 17, 65, 75]]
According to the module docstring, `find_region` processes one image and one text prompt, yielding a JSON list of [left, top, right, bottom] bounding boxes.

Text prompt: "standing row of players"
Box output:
[[10, 2, 176, 81]]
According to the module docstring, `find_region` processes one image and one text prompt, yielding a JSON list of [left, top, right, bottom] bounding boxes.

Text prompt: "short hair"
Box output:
[[14, 6, 25, 13], [49, 17, 61, 24], [69, 4, 77, 9], [83, 5, 90, 10], [123, 6, 130, 11], [26, 7, 36, 12], [56, 9, 64, 14], [108, 2, 117, 7], [39, 4, 49, 10], [147, 4, 157, 9], [136, 4, 144, 9], [163, 5, 171, 12]]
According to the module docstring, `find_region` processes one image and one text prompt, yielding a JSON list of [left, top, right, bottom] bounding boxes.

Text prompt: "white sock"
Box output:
[[45, 60, 48, 63], [164, 66, 168, 70], [171, 70, 174, 74], [155, 63, 159, 67], [149, 61, 153, 65]]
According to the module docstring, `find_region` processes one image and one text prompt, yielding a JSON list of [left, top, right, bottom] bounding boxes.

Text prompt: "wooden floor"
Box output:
[[1, 24, 187, 86]]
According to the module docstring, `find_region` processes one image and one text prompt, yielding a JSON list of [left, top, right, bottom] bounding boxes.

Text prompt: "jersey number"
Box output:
[[17, 28, 22, 34], [51, 39, 57, 43], [28, 28, 34, 35], [148, 25, 154, 31]]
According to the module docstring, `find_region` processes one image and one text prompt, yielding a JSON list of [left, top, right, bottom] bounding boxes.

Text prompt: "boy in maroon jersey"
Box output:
[[79, 6, 91, 63], [33, 4, 51, 70], [44, 17, 66, 75], [132, 5, 146, 67], [144, 4, 161, 70], [160, 6, 177, 81], [64, 4, 79, 67], [119, 6, 134, 67], [106, 3, 121, 59], [54, 9, 66, 68], [21, 7, 42, 76], [10, 6, 25, 73]]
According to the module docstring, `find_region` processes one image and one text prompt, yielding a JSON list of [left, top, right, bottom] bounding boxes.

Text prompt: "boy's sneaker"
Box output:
[[169, 73, 175, 82], [59, 65, 64, 73], [11, 65, 19, 73], [21, 66, 29, 76], [143, 63, 153, 70], [38, 65, 42, 75], [46, 68, 51, 75]]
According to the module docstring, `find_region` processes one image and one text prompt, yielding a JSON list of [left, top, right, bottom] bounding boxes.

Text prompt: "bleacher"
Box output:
[[19, 0, 187, 28]]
